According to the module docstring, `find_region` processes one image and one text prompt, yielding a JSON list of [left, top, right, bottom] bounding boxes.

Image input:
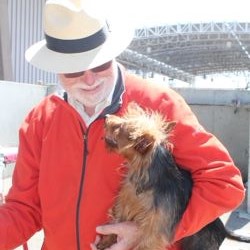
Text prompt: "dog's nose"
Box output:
[[104, 114, 111, 126]]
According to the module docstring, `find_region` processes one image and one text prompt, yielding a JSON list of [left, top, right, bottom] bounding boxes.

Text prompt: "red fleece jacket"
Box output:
[[0, 71, 245, 250]]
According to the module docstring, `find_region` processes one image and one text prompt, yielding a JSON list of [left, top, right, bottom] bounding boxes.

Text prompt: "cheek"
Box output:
[[58, 75, 75, 90], [97, 76, 115, 89]]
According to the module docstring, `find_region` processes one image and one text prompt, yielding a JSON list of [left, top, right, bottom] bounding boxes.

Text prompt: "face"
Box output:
[[58, 60, 117, 109], [104, 114, 155, 160], [104, 102, 174, 159], [104, 115, 137, 160]]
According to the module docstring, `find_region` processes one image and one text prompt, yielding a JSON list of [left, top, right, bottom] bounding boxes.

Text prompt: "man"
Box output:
[[0, 0, 245, 249]]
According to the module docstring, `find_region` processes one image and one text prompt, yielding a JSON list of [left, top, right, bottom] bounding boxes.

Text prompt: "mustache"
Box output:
[[75, 78, 107, 90]]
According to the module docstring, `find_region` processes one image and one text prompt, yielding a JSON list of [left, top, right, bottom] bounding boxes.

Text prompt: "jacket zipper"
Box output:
[[76, 124, 89, 250]]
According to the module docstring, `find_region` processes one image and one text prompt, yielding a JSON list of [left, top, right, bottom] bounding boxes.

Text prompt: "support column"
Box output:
[[238, 108, 250, 219], [0, 0, 12, 80], [248, 111, 250, 214]]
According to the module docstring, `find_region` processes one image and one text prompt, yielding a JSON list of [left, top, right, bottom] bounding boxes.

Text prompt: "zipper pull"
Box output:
[[83, 134, 87, 140], [83, 133, 89, 155]]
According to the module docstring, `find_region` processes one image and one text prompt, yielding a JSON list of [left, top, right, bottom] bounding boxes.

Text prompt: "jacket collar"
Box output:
[[99, 64, 125, 117]]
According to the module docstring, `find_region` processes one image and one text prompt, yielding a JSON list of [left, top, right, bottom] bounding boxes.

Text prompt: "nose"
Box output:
[[80, 70, 95, 85]]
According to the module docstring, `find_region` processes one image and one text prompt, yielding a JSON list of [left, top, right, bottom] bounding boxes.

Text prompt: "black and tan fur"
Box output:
[[97, 102, 250, 250]]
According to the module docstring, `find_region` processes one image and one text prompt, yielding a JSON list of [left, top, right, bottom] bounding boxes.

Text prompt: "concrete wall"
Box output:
[[190, 105, 249, 180], [0, 0, 12, 81], [174, 88, 250, 181], [0, 82, 250, 180], [0, 81, 54, 146]]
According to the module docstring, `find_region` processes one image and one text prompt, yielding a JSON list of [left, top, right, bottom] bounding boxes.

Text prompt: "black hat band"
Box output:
[[45, 26, 109, 54]]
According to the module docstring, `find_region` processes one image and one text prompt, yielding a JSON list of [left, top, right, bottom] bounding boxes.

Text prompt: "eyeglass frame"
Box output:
[[63, 61, 113, 78]]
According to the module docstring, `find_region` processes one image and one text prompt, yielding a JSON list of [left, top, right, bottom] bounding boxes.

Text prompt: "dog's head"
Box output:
[[104, 103, 175, 161]]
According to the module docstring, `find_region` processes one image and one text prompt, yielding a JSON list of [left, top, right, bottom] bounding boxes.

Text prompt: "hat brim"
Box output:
[[25, 22, 134, 74]]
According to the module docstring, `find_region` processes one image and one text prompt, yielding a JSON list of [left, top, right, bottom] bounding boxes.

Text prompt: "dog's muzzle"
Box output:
[[104, 137, 118, 148]]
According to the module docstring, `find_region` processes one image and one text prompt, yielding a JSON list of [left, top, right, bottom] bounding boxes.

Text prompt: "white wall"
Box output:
[[0, 81, 49, 146]]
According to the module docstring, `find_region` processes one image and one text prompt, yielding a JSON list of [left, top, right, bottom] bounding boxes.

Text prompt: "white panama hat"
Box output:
[[25, 0, 134, 73]]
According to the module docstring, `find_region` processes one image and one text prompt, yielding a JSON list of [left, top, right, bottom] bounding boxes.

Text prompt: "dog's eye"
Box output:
[[111, 124, 120, 131], [118, 125, 132, 140]]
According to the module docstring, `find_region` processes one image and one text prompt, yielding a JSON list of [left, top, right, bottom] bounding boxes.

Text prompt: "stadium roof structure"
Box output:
[[118, 22, 250, 84]]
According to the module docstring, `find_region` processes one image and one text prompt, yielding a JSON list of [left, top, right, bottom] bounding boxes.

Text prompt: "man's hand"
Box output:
[[90, 221, 141, 250]]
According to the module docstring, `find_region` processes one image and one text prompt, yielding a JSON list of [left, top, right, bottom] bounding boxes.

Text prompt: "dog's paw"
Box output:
[[96, 234, 117, 250]]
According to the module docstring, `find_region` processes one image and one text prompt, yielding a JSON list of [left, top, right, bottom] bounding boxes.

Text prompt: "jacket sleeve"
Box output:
[[0, 110, 42, 249], [163, 90, 246, 242]]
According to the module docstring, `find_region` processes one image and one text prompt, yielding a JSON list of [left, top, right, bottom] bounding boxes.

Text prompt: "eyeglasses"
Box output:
[[63, 61, 112, 78]]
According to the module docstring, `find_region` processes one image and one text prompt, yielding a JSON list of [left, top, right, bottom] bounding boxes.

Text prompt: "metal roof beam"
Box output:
[[118, 49, 195, 84]]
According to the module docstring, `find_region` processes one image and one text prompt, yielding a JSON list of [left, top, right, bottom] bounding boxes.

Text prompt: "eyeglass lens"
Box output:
[[63, 61, 112, 78]]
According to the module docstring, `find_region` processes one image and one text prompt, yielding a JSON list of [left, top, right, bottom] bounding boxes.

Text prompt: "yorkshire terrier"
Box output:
[[97, 102, 250, 250]]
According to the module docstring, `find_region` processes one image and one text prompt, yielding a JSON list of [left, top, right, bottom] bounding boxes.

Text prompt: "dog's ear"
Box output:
[[165, 121, 176, 134], [134, 134, 154, 154]]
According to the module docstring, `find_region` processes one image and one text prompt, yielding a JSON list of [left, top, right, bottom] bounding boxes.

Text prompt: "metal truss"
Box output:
[[118, 22, 250, 83], [118, 49, 195, 83]]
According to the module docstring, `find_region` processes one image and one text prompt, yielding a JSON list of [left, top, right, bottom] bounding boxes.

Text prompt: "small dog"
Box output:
[[97, 102, 250, 250]]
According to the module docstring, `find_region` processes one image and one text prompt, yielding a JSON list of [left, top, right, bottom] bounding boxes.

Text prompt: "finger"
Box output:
[[94, 235, 101, 244], [90, 235, 101, 250], [90, 243, 97, 250], [96, 224, 119, 235], [96, 221, 136, 235]]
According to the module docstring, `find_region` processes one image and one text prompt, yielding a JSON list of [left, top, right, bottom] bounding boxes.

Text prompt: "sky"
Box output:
[[103, 0, 250, 88], [108, 0, 250, 27]]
